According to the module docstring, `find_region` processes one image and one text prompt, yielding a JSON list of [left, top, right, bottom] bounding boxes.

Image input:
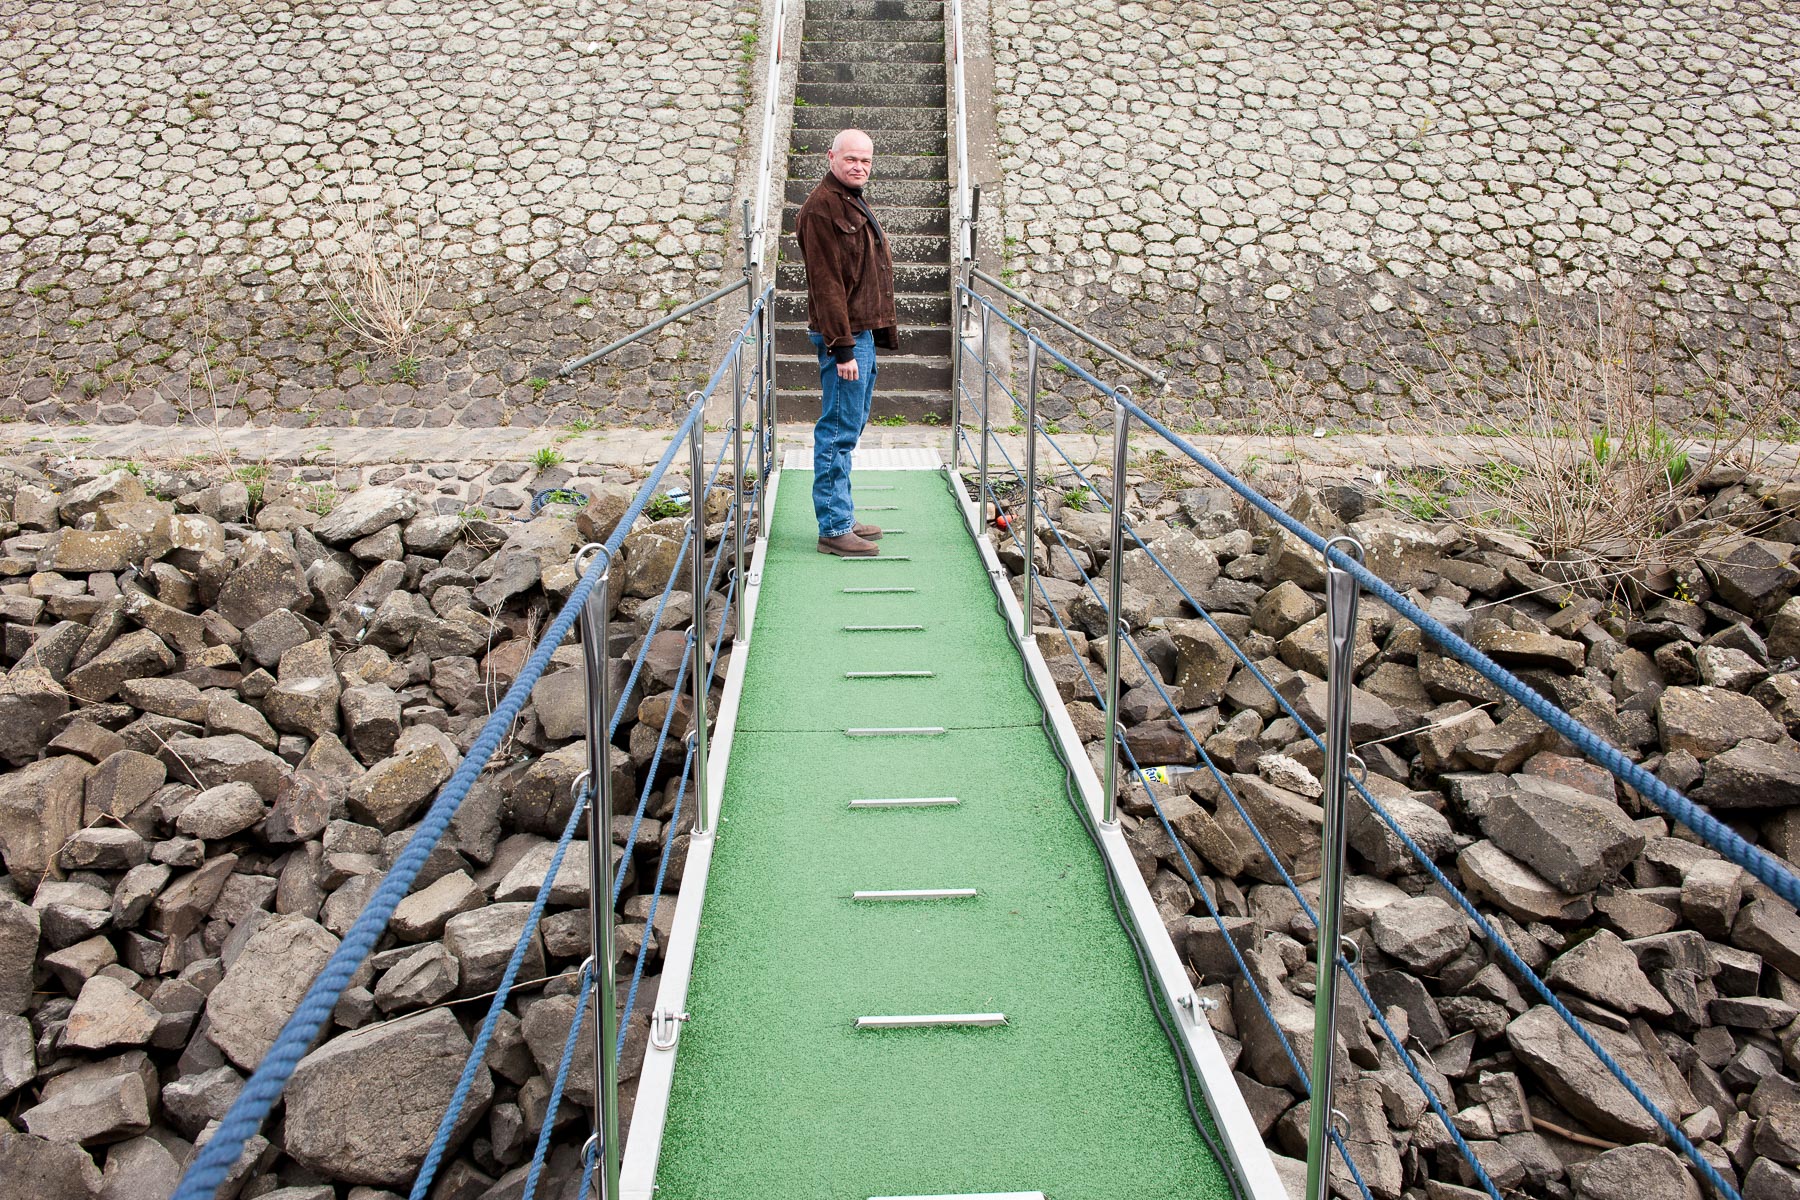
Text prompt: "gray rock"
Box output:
[[0, 895, 41, 1015], [1480, 775, 1643, 893], [146, 853, 237, 942], [340, 683, 402, 762], [1348, 516, 1449, 589], [1745, 1161, 1800, 1200], [158, 734, 285, 799], [312, 487, 418, 544], [241, 609, 312, 671], [521, 992, 598, 1105], [262, 772, 334, 845], [1370, 895, 1470, 972], [64, 976, 161, 1051], [1695, 738, 1800, 809], [265, 639, 342, 739], [59, 828, 148, 872], [1657, 686, 1785, 759], [0, 1012, 35, 1100], [392, 870, 485, 941], [0, 755, 90, 890], [1506, 1006, 1688, 1141], [1544, 929, 1673, 1017], [1120, 526, 1219, 611], [96, 1133, 185, 1200], [373, 943, 460, 1013], [1348, 788, 1455, 876], [1701, 535, 1798, 618], [0, 666, 70, 766], [205, 694, 279, 748], [1252, 580, 1318, 639], [0, 1124, 103, 1199], [493, 840, 591, 905], [214, 534, 310, 629], [444, 903, 544, 995], [63, 629, 176, 703], [21, 1050, 158, 1145], [83, 750, 165, 824], [347, 726, 459, 832], [1458, 841, 1579, 923], [283, 1007, 491, 1186], [175, 782, 267, 840], [58, 471, 147, 524], [528, 669, 586, 743], [204, 913, 340, 1070], [1733, 900, 1800, 982], [160, 1065, 243, 1139], [1574, 1143, 1701, 1200]]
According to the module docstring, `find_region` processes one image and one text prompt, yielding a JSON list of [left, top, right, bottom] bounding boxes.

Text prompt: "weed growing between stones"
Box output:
[[313, 196, 447, 359], [1383, 287, 1799, 604]]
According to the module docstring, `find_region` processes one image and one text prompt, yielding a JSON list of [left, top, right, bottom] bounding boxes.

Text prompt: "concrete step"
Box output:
[[794, 105, 944, 131], [779, 232, 948, 263], [799, 60, 945, 85], [806, 0, 944, 19], [777, 388, 952, 423], [777, 261, 949, 293], [798, 81, 944, 108], [799, 40, 944, 63], [802, 20, 943, 42], [776, 291, 950, 324], [775, 324, 951, 356], [791, 128, 945, 156], [781, 203, 947, 235], [778, 353, 951, 390], [784, 178, 946, 208], [789, 152, 947, 180]]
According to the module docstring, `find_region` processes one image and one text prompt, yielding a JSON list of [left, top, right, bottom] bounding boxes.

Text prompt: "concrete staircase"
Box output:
[[777, 0, 951, 423]]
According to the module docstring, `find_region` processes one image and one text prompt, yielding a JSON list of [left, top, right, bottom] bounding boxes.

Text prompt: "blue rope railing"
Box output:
[[957, 285, 1800, 1200], [173, 288, 773, 1200]]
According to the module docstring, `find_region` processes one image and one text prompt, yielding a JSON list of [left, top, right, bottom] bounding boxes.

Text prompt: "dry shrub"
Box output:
[[312, 195, 446, 358], [1383, 286, 1798, 601]]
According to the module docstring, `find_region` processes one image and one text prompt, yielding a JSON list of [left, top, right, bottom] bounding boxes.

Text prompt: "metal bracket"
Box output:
[[650, 1008, 690, 1051]]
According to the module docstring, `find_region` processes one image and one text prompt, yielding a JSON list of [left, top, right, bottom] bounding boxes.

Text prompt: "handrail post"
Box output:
[[1021, 339, 1039, 640], [688, 412, 712, 837], [732, 338, 747, 624], [1307, 535, 1365, 1200], [577, 548, 620, 1200], [1101, 392, 1129, 827], [977, 301, 991, 527], [755, 294, 771, 534], [950, 287, 964, 475]]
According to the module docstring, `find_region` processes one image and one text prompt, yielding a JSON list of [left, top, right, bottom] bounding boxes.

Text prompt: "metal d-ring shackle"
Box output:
[[1306, 533, 1366, 1200], [572, 541, 621, 1200], [1099, 384, 1133, 827]]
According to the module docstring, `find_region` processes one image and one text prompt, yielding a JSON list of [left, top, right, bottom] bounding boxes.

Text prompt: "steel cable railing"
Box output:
[[970, 424, 1490, 1200], [952, 279, 1800, 1200], [173, 286, 773, 1200]]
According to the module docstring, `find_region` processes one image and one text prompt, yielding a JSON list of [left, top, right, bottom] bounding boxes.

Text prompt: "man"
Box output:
[[794, 128, 898, 557]]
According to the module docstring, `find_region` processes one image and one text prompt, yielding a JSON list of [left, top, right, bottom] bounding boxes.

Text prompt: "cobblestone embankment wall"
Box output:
[[0, 1, 757, 429], [989, 0, 1800, 432]]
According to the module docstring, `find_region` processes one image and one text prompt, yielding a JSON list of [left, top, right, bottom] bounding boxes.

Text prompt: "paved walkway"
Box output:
[[14, 418, 1754, 479]]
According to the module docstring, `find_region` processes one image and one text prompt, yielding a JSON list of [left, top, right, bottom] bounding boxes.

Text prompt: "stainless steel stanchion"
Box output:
[[977, 301, 992, 528], [732, 339, 747, 601], [1021, 339, 1039, 640], [1306, 534, 1365, 1200], [575, 543, 620, 1200], [754, 299, 770, 540], [688, 414, 712, 837], [1100, 390, 1130, 827]]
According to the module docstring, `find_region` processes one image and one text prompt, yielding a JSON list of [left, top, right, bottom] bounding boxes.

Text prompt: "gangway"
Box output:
[[620, 447, 1273, 1199]]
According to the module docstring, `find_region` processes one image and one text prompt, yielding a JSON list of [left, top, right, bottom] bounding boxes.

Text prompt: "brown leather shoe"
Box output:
[[852, 522, 883, 540], [817, 532, 879, 557]]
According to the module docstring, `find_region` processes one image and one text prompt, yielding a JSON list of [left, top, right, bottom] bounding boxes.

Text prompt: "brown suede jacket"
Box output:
[[794, 172, 898, 362]]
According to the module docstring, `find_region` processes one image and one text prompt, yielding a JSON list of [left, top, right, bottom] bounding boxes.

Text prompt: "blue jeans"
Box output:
[[809, 330, 878, 538]]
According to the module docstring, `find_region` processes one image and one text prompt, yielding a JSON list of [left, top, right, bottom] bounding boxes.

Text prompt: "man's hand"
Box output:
[[836, 358, 860, 381]]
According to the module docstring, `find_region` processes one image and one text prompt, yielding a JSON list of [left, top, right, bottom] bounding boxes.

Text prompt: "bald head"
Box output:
[[827, 128, 873, 188]]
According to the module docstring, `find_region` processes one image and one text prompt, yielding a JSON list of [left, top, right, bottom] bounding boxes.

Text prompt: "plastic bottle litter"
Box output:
[[1137, 765, 1203, 786]]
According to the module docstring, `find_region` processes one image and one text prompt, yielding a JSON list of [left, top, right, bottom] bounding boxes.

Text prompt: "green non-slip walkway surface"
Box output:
[[653, 469, 1232, 1200]]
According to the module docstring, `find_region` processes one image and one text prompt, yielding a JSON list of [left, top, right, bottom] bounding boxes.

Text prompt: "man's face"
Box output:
[[828, 134, 873, 188]]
